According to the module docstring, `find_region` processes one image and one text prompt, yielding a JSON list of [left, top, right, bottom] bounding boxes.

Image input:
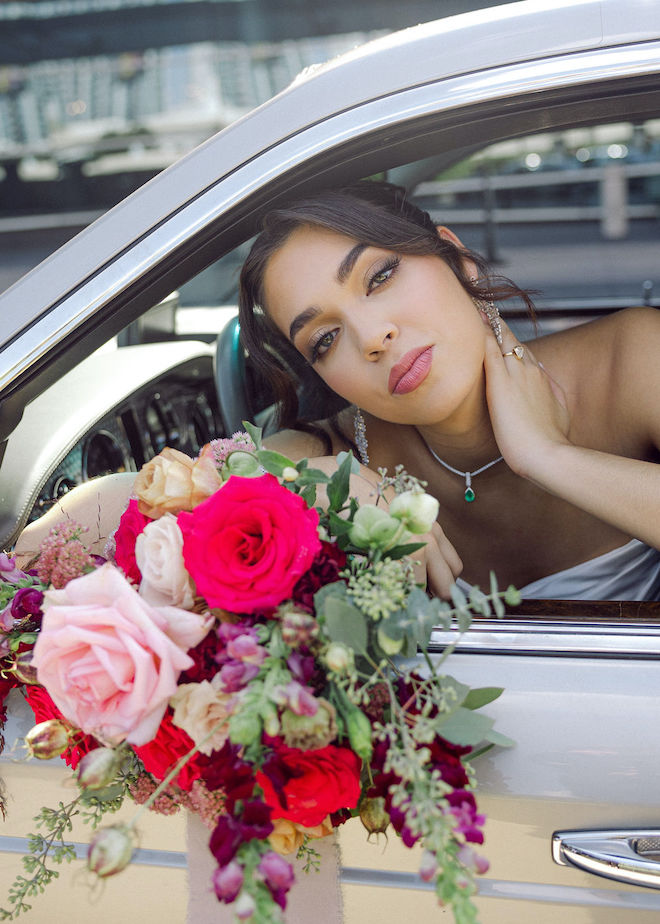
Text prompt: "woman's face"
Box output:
[[263, 224, 489, 428]]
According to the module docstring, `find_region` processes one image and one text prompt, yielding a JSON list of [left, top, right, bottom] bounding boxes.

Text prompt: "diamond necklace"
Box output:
[[421, 437, 503, 503]]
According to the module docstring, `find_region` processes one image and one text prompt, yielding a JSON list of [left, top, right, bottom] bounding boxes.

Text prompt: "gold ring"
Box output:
[[502, 345, 525, 361]]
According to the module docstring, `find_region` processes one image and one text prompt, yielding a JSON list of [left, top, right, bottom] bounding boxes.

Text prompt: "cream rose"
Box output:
[[191, 444, 223, 507], [136, 514, 196, 609], [32, 564, 202, 746], [170, 676, 237, 755], [134, 447, 195, 518]]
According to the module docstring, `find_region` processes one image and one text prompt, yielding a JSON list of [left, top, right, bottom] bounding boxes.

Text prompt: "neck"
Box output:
[[416, 386, 499, 471]]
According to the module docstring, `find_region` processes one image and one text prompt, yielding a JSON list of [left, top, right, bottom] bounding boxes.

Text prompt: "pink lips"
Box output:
[[388, 346, 434, 395]]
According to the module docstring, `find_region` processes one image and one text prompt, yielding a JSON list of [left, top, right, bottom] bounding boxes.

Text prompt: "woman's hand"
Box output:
[[414, 520, 463, 599], [483, 319, 570, 479]]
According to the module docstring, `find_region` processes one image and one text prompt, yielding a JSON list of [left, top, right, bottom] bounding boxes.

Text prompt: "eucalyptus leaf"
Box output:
[[437, 706, 495, 746], [462, 686, 504, 710], [406, 587, 437, 645], [322, 596, 368, 655], [484, 728, 515, 748]]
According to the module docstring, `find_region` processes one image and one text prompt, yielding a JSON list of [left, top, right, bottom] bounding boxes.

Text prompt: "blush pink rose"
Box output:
[[31, 564, 208, 746], [177, 474, 321, 612]]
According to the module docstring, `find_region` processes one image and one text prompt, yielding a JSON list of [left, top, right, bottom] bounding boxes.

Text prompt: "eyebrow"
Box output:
[[288, 242, 367, 343]]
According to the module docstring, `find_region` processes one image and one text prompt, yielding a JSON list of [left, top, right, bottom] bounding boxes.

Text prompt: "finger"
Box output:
[[494, 318, 537, 366], [426, 550, 460, 600], [430, 521, 463, 576]]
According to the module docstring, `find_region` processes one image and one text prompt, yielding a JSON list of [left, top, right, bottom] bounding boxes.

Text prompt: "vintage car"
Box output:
[[0, 0, 659, 920]]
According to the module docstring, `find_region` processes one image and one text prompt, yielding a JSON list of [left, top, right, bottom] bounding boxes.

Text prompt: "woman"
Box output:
[[238, 179, 660, 601]]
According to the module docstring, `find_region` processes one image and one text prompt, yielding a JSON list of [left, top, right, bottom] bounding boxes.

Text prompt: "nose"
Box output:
[[358, 319, 397, 360]]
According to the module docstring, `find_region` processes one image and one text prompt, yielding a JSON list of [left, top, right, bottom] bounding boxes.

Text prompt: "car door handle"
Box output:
[[552, 829, 660, 889]]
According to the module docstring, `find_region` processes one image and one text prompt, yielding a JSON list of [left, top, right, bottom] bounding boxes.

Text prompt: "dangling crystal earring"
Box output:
[[354, 408, 369, 466], [471, 276, 502, 346]]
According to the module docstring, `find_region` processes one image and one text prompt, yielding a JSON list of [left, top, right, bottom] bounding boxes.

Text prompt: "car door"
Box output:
[[1, 3, 660, 921]]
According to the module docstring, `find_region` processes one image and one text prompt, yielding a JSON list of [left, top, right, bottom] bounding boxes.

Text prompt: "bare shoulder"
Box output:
[[263, 428, 330, 461], [14, 472, 135, 564]]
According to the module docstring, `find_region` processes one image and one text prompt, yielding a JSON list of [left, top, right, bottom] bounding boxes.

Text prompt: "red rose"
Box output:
[[114, 499, 151, 585], [133, 708, 203, 792], [25, 685, 97, 769], [257, 744, 362, 828], [178, 474, 321, 612]]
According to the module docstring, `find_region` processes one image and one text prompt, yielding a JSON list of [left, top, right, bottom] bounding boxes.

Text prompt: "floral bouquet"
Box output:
[[0, 424, 516, 924]]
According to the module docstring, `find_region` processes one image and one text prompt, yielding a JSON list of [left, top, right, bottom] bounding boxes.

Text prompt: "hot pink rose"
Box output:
[[114, 498, 151, 585], [177, 474, 321, 612], [31, 564, 207, 746]]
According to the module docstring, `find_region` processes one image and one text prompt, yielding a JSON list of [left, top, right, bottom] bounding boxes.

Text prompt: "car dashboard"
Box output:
[[0, 339, 223, 549]]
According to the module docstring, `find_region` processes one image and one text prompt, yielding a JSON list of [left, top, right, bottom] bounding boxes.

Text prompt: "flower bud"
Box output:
[[345, 707, 372, 762], [282, 466, 299, 483], [262, 703, 281, 738], [10, 650, 39, 684], [389, 490, 439, 534], [229, 710, 262, 746], [324, 642, 352, 674], [77, 747, 121, 790], [87, 825, 134, 878], [213, 860, 244, 902], [281, 698, 337, 750], [280, 609, 319, 649], [234, 891, 256, 920], [359, 795, 390, 837], [419, 849, 437, 882], [349, 506, 400, 550], [25, 720, 70, 759], [258, 851, 295, 891]]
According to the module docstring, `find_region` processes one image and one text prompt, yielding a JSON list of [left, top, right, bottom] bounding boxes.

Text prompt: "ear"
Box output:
[[436, 225, 477, 279]]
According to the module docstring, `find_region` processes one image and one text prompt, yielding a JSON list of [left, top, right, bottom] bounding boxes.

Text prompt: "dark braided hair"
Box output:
[[238, 181, 535, 444]]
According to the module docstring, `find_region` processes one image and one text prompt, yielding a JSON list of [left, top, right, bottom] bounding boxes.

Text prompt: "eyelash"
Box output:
[[309, 255, 401, 364]]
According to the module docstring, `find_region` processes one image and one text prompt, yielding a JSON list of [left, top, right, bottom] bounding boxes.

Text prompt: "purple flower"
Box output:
[[272, 680, 318, 717], [286, 651, 316, 683], [0, 553, 29, 585], [447, 790, 486, 844], [226, 633, 267, 666], [209, 817, 243, 867], [218, 660, 260, 692], [258, 851, 295, 909], [212, 860, 244, 903]]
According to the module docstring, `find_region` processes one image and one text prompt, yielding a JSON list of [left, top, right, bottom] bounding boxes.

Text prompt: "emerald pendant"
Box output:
[[464, 486, 475, 502]]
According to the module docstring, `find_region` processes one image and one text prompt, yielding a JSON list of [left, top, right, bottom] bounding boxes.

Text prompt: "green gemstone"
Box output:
[[464, 487, 476, 502]]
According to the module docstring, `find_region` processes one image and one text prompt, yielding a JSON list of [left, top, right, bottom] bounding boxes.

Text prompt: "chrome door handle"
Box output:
[[553, 829, 660, 889]]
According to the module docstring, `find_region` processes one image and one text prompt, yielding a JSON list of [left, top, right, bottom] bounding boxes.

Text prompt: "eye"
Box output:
[[310, 328, 338, 363], [367, 256, 400, 295]]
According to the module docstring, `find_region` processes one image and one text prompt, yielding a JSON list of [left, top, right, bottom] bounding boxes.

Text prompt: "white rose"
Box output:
[[136, 514, 196, 609], [170, 678, 237, 755]]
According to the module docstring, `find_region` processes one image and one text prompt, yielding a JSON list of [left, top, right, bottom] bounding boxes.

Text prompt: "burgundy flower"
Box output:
[[197, 742, 256, 810], [208, 800, 273, 867], [10, 587, 44, 622], [291, 541, 347, 611], [209, 816, 243, 867], [113, 499, 150, 585], [447, 790, 486, 844]]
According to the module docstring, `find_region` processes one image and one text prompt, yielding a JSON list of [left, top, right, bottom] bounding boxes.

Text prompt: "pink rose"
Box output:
[[32, 564, 204, 746], [178, 474, 321, 612]]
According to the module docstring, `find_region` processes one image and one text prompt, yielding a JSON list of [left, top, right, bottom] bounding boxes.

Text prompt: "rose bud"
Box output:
[[281, 466, 299, 483], [377, 626, 404, 656], [389, 490, 439, 535], [87, 825, 134, 878], [10, 650, 39, 684], [77, 747, 121, 791], [324, 642, 352, 675], [359, 795, 390, 838], [25, 720, 70, 760], [345, 707, 373, 762]]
